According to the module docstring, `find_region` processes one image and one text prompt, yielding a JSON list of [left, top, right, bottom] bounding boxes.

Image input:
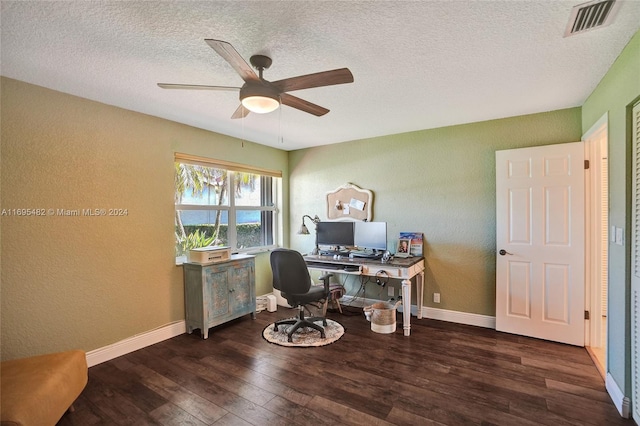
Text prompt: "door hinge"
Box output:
[[584, 310, 590, 320], [585, 160, 590, 169]]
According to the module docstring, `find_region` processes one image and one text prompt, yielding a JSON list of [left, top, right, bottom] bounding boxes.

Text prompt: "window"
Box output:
[[174, 153, 281, 263]]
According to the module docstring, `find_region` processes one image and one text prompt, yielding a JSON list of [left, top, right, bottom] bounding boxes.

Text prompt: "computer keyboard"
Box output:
[[319, 250, 351, 256], [305, 261, 361, 273], [350, 251, 383, 259]]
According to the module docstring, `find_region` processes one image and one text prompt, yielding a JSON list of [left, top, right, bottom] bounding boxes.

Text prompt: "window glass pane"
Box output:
[[175, 209, 229, 257], [236, 210, 273, 249], [234, 173, 261, 207], [175, 164, 229, 206]]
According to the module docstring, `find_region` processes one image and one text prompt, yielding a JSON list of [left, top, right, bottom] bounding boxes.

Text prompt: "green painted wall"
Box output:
[[289, 108, 582, 315], [0, 77, 288, 361], [582, 30, 640, 396]]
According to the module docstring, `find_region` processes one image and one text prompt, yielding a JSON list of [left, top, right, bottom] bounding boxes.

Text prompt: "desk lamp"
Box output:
[[298, 214, 320, 254]]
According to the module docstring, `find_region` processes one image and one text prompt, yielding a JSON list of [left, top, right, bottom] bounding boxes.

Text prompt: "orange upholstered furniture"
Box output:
[[1, 350, 88, 426]]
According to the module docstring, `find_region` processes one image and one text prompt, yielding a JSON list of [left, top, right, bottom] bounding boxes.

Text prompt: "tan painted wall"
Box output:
[[0, 77, 288, 360], [289, 108, 582, 316]]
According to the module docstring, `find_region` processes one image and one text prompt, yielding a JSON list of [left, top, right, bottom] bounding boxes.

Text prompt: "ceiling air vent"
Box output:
[[564, 0, 621, 37]]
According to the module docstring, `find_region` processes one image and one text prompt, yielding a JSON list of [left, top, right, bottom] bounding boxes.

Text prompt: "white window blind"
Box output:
[[174, 152, 282, 178]]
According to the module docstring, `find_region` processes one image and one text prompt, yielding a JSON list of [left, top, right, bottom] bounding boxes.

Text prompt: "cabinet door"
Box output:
[[230, 262, 255, 314], [205, 267, 230, 320]]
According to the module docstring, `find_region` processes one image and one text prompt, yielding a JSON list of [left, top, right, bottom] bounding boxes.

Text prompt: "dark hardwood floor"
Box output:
[[59, 307, 633, 425]]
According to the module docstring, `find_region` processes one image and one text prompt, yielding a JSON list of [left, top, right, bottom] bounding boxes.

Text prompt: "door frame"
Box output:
[[583, 112, 609, 378]]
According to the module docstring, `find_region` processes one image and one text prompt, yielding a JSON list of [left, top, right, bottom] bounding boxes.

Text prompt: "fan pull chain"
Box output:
[[241, 110, 245, 148], [279, 96, 283, 144]]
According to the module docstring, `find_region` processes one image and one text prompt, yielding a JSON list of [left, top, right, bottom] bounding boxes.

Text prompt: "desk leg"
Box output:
[[401, 278, 411, 336], [417, 270, 424, 320]]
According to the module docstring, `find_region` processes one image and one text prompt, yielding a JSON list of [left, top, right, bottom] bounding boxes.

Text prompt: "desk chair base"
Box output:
[[274, 306, 328, 343]]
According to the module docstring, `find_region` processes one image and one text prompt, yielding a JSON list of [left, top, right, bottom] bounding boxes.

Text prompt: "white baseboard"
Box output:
[[422, 306, 496, 329], [86, 321, 186, 367], [341, 296, 495, 329], [606, 373, 631, 418]]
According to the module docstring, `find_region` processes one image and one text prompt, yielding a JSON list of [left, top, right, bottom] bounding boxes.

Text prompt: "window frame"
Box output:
[[174, 153, 281, 264]]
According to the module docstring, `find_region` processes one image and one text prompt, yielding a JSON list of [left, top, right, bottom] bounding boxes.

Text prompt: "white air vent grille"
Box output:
[[564, 0, 620, 37]]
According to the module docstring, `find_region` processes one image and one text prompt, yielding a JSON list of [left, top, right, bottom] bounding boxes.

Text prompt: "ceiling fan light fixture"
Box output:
[[241, 95, 280, 114], [240, 84, 280, 114]]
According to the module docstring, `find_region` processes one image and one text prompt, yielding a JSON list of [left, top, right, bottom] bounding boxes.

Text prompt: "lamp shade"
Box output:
[[239, 83, 280, 114], [298, 223, 310, 235], [298, 214, 319, 235]]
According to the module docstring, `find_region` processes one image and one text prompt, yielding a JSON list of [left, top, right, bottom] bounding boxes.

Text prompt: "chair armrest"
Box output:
[[319, 273, 333, 295]]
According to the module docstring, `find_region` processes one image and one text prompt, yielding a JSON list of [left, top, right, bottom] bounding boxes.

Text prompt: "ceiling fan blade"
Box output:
[[231, 104, 251, 119], [157, 83, 240, 91], [280, 93, 329, 116], [271, 68, 354, 93], [205, 39, 259, 83]]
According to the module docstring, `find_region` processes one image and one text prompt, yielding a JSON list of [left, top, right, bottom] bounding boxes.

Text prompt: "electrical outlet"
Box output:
[[387, 286, 394, 297], [433, 293, 441, 303]]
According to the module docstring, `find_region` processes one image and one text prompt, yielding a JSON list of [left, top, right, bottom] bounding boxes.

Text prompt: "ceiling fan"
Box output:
[[158, 39, 354, 119]]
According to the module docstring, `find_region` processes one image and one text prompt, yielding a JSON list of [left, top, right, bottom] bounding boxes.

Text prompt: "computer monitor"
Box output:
[[315, 221, 354, 247], [354, 221, 387, 252]]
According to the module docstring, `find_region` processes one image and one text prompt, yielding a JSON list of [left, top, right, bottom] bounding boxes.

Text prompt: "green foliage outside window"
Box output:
[[175, 224, 264, 257]]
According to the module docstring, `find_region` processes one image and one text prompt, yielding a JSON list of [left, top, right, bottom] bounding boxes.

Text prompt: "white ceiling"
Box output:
[[1, 1, 639, 151]]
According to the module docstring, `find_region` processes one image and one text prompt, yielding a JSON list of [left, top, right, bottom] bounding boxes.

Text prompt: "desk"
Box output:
[[304, 255, 425, 336]]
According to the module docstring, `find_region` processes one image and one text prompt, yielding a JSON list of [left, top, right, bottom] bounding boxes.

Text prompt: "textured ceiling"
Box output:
[[1, 1, 639, 151]]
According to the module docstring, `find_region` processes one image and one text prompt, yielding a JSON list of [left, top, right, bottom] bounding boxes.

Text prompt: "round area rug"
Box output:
[[262, 318, 344, 347]]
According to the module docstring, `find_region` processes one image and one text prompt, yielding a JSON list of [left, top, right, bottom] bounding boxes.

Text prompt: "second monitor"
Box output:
[[354, 221, 387, 252]]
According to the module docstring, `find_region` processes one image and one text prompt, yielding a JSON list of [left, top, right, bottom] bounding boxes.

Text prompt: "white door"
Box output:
[[496, 142, 585, 346]]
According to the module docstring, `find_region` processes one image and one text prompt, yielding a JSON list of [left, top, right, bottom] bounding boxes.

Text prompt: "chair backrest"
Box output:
[[270, 248, 312, 295]]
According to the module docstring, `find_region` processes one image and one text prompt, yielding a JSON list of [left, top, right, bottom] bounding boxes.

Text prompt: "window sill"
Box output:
[[175, 246, 275, 266]]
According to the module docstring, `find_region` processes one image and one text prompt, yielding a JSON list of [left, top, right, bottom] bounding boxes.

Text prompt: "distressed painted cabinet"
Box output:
[[183, 255, 256, 339]]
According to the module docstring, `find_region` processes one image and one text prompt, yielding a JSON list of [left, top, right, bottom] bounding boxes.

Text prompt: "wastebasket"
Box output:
[[364, 300, 401, 334]]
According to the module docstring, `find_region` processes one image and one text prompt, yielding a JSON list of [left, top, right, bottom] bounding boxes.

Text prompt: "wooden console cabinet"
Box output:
[[183, 255, 256, 339]]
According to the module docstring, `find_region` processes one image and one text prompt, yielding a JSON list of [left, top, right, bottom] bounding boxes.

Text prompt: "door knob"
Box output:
[[499, 249, 513, 256]]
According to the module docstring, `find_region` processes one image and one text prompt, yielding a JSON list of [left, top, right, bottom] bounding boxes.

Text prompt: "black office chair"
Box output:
[[270, 248, 332, 342]]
